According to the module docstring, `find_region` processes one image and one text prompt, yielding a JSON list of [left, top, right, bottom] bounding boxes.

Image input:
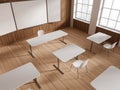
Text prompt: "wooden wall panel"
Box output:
[[73, 19, 89, 33], [0, 0, 71, 45]]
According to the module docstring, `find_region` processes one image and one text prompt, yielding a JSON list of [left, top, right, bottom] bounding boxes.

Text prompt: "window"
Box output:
[[73, 0, 93, 23], [98, 0, 120, 32]]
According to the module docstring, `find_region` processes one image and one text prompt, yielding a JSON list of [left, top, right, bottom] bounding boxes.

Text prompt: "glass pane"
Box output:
[[82, 5, 88, 13], [100, 18, 108, 26], [73, 0, 93, 22], [89, 0, 93, 5], [118, 15, 120, 21], [109, 10, 119, 20], [83, 0, 89, 4], [115, 22, 120, 31], [107, 20, 116, 28], [112, 0, 120, 9], [76, 12, 81, 18], [101, 8, 110, 18], [86, 14, 91, 21], [78, 0, 82, 3], [88, 6, 92, 14], [104, 0, 113, 8], [81, 13, 87, 20], [77, 4, 82, 11]]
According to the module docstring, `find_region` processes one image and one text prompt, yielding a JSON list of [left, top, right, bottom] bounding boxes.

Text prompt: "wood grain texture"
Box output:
[[73, 19, 89, 33], [0, 0, 71, 45], [0, 27, 120, 90]]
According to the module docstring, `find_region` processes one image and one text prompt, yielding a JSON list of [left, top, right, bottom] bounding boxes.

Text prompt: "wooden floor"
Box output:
[[0, 27, 120, 90]]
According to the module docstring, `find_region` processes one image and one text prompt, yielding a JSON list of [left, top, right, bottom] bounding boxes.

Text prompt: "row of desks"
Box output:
[[26, 30, 111, 58], [0, 30, 116, 90], [27, 30, 120, 90], [26, 29, 113, 74], [26, 30, 117, 90], [26, 30, 86, 74]]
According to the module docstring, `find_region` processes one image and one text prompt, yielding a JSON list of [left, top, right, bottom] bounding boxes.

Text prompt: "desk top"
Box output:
[[52, 44, 85, 62], [87, 32, 111, 44], [0, 62, 40, 90], [26, 30, 68, 46], [91, 66, 120, 90]]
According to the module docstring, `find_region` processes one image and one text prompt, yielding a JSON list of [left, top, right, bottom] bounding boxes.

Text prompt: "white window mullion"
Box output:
[[73, 0, 93, 23], [98, 0, 120, 33]]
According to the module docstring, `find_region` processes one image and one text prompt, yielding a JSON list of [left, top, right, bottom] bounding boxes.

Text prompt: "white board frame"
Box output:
[[47, 0, 61, 23], [0, 3, 16, 36], [12, 0, 47, 30]]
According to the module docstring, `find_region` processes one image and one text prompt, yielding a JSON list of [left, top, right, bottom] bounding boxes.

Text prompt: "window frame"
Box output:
[[73, 0, 93, 23], [97, 0, 120, 33]]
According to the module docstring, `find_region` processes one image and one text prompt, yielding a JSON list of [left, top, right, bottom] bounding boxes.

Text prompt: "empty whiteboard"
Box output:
[[0, 3, 16, 36], [12, 0, 47, 30], [47, 0, 61, 22]]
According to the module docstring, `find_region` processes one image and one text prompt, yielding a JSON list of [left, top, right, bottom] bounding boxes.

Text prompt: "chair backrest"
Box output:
[[81, 59, 89, 68], [111, 42, 117, 49], [37, 30, 44, 36]]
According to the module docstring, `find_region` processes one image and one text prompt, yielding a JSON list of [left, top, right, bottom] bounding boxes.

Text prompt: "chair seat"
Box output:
[[71, 59, 89, 78], [103, 43, 112, 49], [72, 60, 83, 68]]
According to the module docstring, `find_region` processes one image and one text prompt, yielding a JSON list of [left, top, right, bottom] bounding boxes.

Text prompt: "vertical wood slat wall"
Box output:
[[0, 0, 71, 45], [73, 19, 89, 33]]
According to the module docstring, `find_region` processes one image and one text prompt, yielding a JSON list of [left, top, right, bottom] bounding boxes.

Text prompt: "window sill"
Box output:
[[73, 18, 90, 24], [97, 25, 120, 34]]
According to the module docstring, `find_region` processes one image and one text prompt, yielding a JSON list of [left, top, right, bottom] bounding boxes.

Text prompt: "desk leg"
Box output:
[[75, 56, 79, 60], [53, 59, 64, 74], [90, 42, 93, 52], [28, 45, 35, 58], [34, 78, 41, 89], [59, 37, 67, 45]]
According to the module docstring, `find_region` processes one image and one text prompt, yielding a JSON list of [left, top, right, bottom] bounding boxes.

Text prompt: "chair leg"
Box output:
[[100, 46, 104, 52], [107, 50, 109, 56], [105, 49, 109, 56], [77, 68, 79, 78], [70, 64, 73, 71], [113, 48, 115, 52], [86, 66, 88, 73]]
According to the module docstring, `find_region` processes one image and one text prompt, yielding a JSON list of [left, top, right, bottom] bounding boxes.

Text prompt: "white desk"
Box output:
[[87, 32, 111, 52], [0, 62, 41, 90], [52, 44, 85, 74], [91, 66, 120, 90], [26, 30, 68, 57]]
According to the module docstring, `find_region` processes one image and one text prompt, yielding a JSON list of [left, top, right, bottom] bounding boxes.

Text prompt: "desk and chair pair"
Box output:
[[27, 30, 89, 77], [87, 32, 117, 54]]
